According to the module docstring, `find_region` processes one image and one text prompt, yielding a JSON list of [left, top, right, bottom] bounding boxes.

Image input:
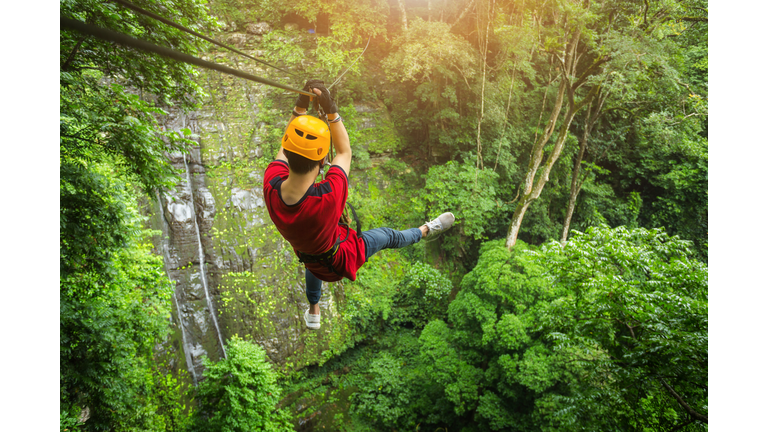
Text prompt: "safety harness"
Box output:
[[295, 203, 361, 277]]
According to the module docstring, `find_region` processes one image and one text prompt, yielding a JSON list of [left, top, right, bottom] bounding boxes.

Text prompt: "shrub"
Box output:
[[192, 336, 292, 432], [389, 261, 453, 328]]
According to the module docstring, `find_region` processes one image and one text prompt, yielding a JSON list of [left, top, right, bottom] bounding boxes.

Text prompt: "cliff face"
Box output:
[[146, 27, 400, 380]]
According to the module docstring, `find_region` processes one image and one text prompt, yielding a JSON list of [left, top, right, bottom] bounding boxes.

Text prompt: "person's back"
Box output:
[[262, 159, 366, 282], [262, 79, 455, 330]]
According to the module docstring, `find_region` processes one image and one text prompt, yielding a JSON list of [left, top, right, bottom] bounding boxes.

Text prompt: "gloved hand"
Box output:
[[294, 79, 324, 109], [309, 81, 338, 115]]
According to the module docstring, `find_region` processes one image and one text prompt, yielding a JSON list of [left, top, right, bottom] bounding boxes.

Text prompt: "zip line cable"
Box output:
[[61, 17, 315, 98], [328, 36, 371, 89], [109, 0, 298, 77]]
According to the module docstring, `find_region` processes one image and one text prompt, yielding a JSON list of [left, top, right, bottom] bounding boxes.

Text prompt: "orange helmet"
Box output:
[[282, 116, 331, 161]]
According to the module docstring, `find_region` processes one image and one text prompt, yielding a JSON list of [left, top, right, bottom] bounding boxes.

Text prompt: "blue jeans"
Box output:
[[305, 227, 422, 304]]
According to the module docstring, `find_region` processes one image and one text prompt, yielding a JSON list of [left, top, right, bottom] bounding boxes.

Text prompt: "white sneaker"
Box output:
[[425, 212, 455, 238], [304, 309, 321, 329]]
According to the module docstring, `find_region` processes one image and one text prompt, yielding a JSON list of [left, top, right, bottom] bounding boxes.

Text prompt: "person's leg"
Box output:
[[305, 268, 322, 315], [359, 213, 455, 261], [360, 227, 424, 261]]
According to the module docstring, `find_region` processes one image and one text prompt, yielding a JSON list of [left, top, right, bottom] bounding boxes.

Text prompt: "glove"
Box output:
[[309, 81, 338, 115], [294, 79, 324, 109]]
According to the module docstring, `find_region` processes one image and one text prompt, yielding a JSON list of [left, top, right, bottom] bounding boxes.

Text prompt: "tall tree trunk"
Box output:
[[475, 0, 494, 178], [494, 67, 517, 172], [560, 89, 605, 244], [561, 113, 591, 244], [505, 27, 604, 249], [397, 0, 408, 32], [452, 0, 475, 28]]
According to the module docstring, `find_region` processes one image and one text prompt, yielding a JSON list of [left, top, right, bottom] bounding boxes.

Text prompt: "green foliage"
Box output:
[[407, 160, 503, 266], [415, 161, 501, 240], [207, 0, 261, 28], [60, 162, 131, 278], [635, 143, 708, 260], [260, 29, 309, 71], [60, 1, 217, 429], [382, 17, 477, 154], [349, 353, 413, 430], [383, 18, 475, 85], [388, 262, 453, 328], [60, 74, 190, 193], [60, 163, 180, 431], [60, 0, 216, 108], [396, 227, 707, 431], [295, 0, 388, 44], [192, 336, 293, 432], [342, 249, 407, 338], [60, 408, 83, 432], [534, 225, 708, 430]]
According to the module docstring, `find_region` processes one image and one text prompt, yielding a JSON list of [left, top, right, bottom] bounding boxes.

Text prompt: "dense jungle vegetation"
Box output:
[[60, 0, 708, 430]]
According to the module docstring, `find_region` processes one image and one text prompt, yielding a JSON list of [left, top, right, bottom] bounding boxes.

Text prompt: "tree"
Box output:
[[382, 17, 477, 157], [535, 226, 708, 430], [192, 336, 293, 432], [60, 162, 182, 431], [405, 225, 706, 431], [558, 0, 708, 246], [411, 160, 502, 264], [560, 89, 607, 244], [60, 0, 217, 428], [503, 0, 606, 249]]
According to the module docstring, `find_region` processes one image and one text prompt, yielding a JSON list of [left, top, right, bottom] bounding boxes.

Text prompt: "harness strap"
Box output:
[[296, 224, 350, 276], [346, 202, 362, 235]]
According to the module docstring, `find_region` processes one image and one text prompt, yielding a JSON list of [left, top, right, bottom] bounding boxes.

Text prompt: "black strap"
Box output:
[[296, 224, 350, 276], [295, 201, 359, 276], [346, 203, 362, 235]]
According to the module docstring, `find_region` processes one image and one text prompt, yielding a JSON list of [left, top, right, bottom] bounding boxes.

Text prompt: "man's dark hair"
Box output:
[[284, 149, 322, 175]]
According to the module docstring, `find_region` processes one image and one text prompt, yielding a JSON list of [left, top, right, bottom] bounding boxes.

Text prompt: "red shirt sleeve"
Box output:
[[263, 160, 289, 190], [325, 165, 349, 215]]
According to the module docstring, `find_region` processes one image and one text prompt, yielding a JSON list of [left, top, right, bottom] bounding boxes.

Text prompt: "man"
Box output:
[[262, 80, 454, 329]]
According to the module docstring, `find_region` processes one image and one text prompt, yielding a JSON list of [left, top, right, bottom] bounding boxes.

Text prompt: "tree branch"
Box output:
[[451, 0, 476, 29], [453, 65, 472, 90], [669, 418, 695, 432], [659, 379, 708, 424], [572, 56, 609, 90], [62, 36, 87, 71], [643, 0, 650, 27], [670, 112, 702, 126]]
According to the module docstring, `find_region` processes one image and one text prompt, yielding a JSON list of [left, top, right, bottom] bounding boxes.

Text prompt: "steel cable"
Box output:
[[110, 0, 298, 77], [328, 36, 371, 89], [61, 17, 315, 98]]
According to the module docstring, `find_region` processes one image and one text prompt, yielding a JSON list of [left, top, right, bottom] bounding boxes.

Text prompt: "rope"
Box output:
[[110, 0, 298, 77], [328, 36, 371, 89], [61, 17, 315, 98]]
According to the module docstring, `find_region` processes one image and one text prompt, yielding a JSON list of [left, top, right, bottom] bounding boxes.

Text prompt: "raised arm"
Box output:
[[327, 112, 351, 175], [315, 89, 352, 175]]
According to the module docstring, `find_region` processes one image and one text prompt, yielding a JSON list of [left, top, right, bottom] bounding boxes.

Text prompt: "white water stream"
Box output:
[[183, 153, 227, 359], [172, 293, 199, 386], [155, 190, 199, 384]]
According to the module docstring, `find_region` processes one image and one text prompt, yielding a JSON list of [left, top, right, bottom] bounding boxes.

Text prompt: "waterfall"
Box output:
[[173, 292, 199, 385], [155, 190, 200, 384], [183, 153, 228, 359]]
